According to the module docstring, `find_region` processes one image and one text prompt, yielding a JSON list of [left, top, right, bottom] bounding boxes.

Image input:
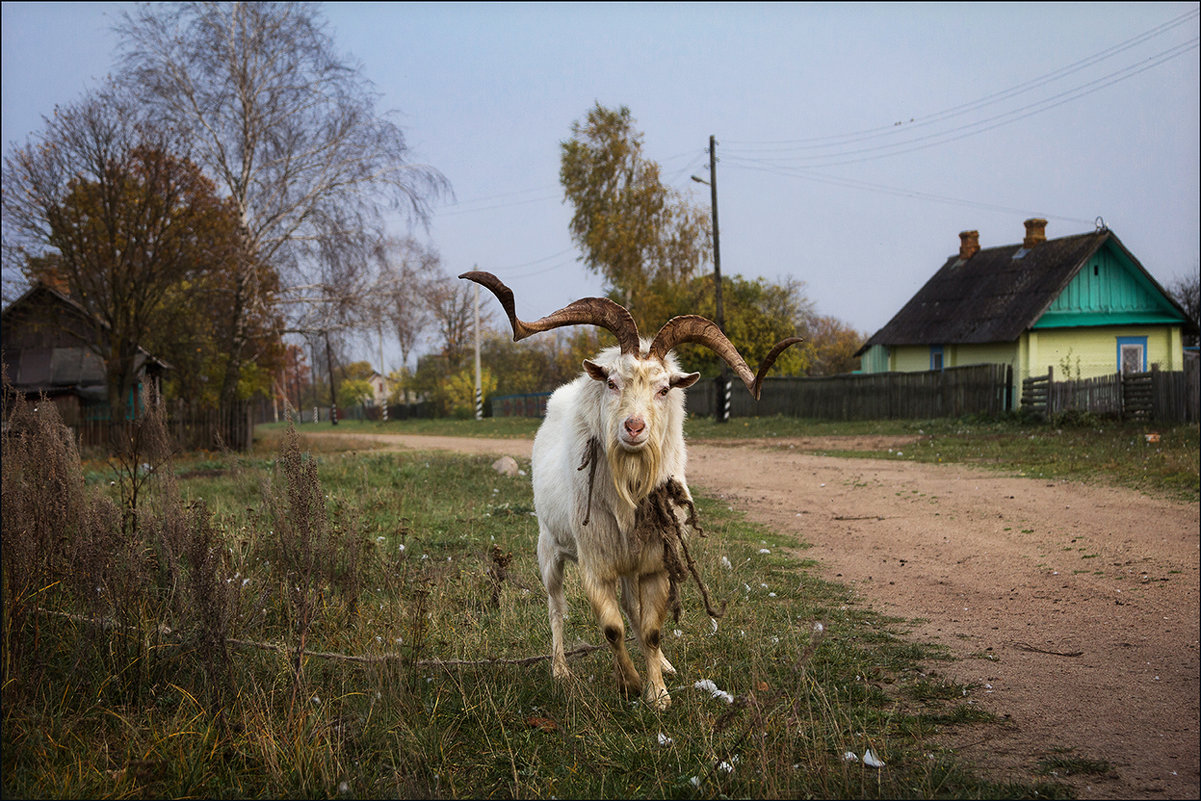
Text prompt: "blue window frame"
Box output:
[[1116, 336, 1147, 374], [930, 345, 944, 371]]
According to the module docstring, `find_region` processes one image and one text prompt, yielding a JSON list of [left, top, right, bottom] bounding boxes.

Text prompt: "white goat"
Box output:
[[461, 271, 801, 709]]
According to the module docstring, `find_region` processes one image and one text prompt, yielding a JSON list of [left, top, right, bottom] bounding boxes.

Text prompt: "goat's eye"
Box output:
[[658, 387, 670, 397], [607, 379, 618, 391]]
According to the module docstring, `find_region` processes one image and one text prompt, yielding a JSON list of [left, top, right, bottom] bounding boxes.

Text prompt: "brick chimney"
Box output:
[[1023, 218, 1047, 249], [958, 230, 980, 260]]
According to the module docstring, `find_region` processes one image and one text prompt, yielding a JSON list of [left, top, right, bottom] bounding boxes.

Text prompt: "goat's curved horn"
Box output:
[[648, 315, 804, 400], [459, 271, 642, 355]]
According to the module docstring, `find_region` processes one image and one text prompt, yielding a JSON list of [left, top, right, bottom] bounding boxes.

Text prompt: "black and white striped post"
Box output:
[[473, 276, 484, 420], [715, 373, 731, 423]]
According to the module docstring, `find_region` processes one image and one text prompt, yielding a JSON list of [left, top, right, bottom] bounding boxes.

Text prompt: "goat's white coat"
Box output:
[[533, 344, 697, 709]]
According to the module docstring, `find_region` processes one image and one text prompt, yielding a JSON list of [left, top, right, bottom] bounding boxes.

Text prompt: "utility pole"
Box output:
[[377, 323, 388, 422], [473, 270, 483, 420], [325, 330, 338, 426], [708, 135, 725, 335], [693, 135, 730, 423]]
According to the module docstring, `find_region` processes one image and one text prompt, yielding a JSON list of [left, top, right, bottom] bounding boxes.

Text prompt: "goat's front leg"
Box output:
[[621, 576, 676, 678], [635, 569, 673, 710], [582, 569, 642, 698]]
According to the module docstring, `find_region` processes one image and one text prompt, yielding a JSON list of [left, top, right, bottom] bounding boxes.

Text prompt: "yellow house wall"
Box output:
[[888, 342, 1019, 372], [949, 342, 1020, 369], [885, 328, 1183, 408], [890, 346, 930, 372], [1020, 326, 1183, 381], [891, 328, 1181, 380], [889, 342, 1021, 400]]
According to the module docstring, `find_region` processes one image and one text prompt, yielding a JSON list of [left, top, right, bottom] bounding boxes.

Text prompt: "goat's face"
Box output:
[[583, 346, 699, 506]]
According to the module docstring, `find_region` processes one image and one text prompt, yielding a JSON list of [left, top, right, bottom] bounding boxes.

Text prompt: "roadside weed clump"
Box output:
[[4, 414, 1060, 798]]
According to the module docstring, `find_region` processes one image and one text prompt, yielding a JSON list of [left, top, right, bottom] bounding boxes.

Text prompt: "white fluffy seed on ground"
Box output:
[[694, 679, 734, 703]]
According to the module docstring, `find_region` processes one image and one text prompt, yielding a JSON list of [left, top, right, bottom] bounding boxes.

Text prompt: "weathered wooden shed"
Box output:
[[1, 282, 169, 423]]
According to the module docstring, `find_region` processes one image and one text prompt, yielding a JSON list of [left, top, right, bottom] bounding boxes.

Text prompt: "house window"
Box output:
[[930, 345, 944, 371], [1117, 336, 1146, 374]]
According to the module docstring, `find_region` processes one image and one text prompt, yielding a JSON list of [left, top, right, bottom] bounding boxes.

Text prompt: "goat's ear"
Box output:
[[583, 359, 608, 382], [671, 371, 701, 389]]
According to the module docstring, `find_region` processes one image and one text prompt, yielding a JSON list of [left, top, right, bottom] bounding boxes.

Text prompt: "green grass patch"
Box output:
[[1036, 751, 1112, 778], [2, 411, 1063, 799], [257, 416, 543, 440]]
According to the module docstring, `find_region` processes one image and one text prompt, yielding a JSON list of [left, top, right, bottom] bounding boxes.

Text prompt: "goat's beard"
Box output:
[[606, 435, 663, 509]]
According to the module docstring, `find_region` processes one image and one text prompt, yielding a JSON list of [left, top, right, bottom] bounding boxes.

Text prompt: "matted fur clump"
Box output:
[[631, 478, 726, 623]]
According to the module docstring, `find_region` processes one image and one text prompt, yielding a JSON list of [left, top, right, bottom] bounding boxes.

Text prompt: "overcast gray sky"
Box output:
[[3, 2, 1198, 372]]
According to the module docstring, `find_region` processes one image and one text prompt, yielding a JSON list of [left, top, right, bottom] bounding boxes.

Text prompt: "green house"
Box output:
[[855, 219, 1194, 406]]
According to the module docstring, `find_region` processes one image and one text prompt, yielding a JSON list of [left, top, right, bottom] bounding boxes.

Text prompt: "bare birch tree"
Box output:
[[421, 272, 487, 367], [371, 236, 439, 371], [116, 2, 449, 405]]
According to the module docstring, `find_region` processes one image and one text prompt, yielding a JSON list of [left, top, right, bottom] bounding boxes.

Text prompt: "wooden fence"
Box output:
[[491, 392, 552, 418], [71, 402, 254, 453], [1020, 360, 1199, 423], [687, 363, 1014, 421], [477, 359, 1198, 424]]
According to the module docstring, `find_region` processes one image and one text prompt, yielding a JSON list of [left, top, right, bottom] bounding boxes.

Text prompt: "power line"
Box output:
[[725, 36, 1198, 169], [723, 160, 1096, 225], [723, 7, 1199, 153], [435, 187, 561, 217]]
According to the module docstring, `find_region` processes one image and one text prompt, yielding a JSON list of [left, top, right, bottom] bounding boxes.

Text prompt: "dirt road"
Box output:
[[310, 431, 1200, 799]]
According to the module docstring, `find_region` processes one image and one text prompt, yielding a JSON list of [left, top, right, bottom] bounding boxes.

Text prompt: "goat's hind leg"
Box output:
[[538, 532, 571, 680]]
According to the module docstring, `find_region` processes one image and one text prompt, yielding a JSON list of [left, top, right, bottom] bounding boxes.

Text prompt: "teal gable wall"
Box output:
[[1034, 241, 1183, 328]]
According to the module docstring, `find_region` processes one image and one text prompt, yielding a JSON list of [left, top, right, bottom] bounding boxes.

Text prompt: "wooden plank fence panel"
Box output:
[[712, 363, 1011, 421], [490, 392, 551, 418], [1021, 364, 1197, 423], [71, 402, 254, 453]]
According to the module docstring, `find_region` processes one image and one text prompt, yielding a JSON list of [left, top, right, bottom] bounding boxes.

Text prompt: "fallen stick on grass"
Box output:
[[36, 607, 611, 667]]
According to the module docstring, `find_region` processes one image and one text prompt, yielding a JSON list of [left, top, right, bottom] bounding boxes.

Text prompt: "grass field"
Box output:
[[264, 412, 1200, 502], [3, 393, 1105, 799]]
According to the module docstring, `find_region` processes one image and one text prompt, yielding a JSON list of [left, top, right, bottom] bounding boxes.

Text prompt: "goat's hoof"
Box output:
[[616, 672, 643, 698], [551, 659, 572, 681], [659, 655, 677, 676], [645, 686, 672, 711]]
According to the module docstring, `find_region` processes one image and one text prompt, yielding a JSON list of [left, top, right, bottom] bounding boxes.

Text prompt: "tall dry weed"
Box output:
[[1, 385, 88, 692], [1, 372, 242, 704], [261, 424, 371, 700]]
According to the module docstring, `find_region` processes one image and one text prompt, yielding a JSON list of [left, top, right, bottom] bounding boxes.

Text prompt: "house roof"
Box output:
[[857, 228, 1192, 355]]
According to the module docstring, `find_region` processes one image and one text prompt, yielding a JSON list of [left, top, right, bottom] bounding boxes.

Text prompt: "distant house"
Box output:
[[856, 219, 1195, 404], [367, 370, 389, 406], [1, 281, 170, 423]]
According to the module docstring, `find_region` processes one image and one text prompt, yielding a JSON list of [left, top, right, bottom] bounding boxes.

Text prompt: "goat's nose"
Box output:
[[624, 417, 645, 437]]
